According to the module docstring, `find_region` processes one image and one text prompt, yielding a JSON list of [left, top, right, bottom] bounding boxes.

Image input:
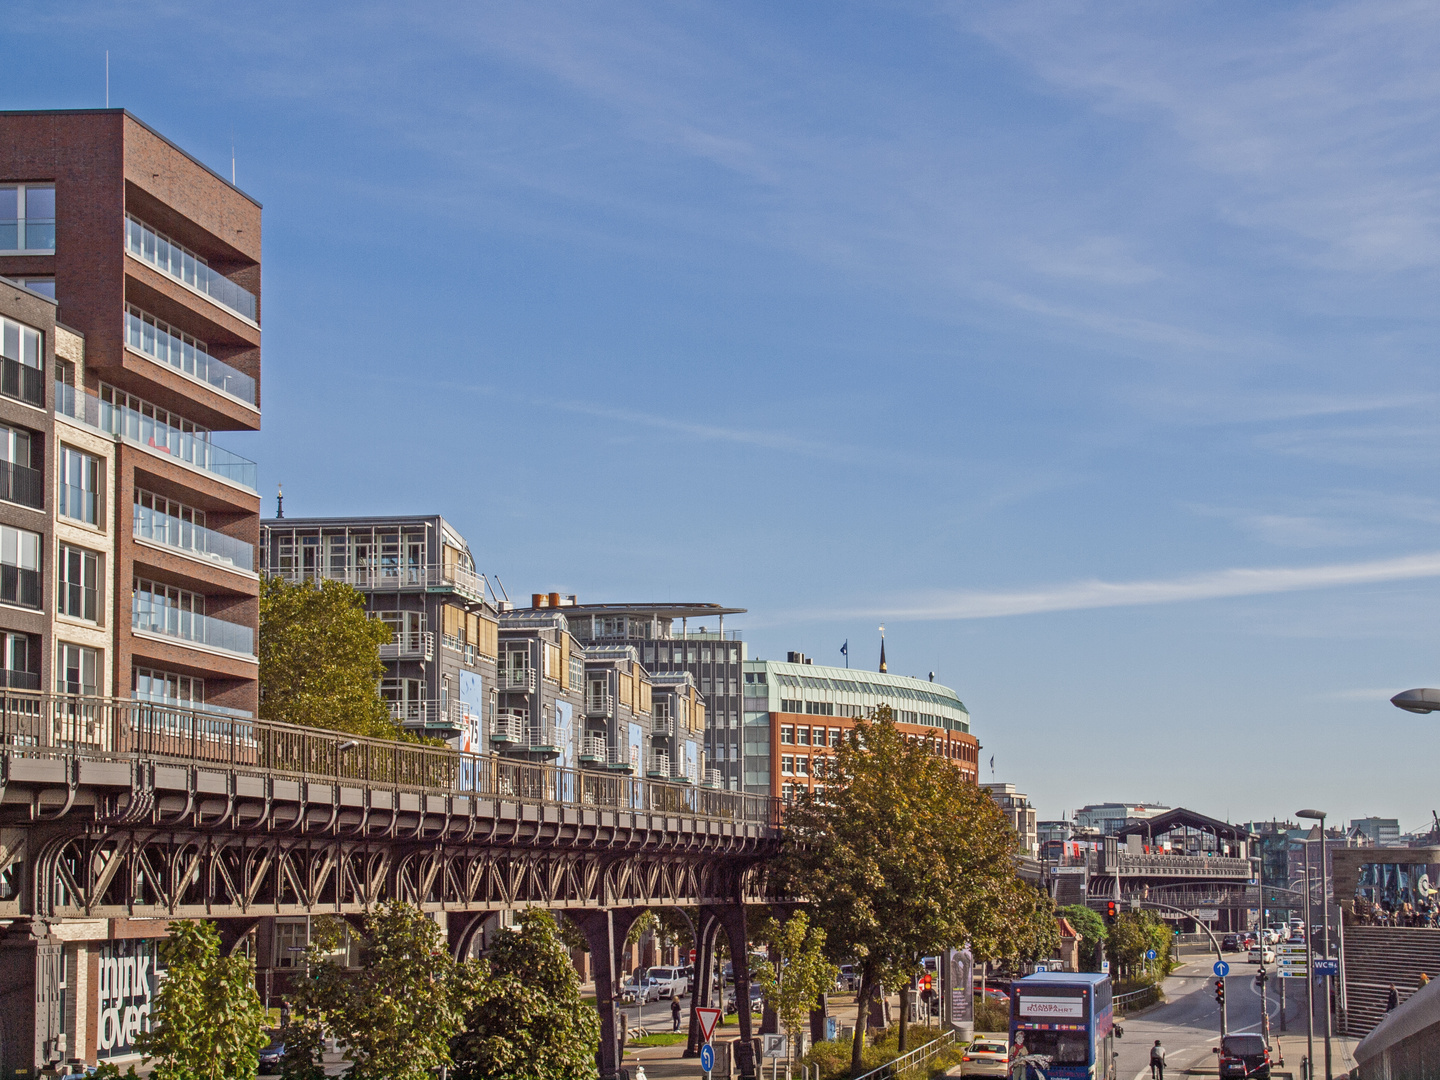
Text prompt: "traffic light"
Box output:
[[1214, 979, 1225, 1005], [1106, 901, 1118, 921], [1255, 969, 1267, 988]]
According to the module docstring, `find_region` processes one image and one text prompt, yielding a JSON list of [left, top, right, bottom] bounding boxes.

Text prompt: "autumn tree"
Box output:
[[285, 901, 479, 1080], [778, 707, 1057, 1072], [451, 910, 601, 1080], [752, 911, 838, 1064], [259, 576, 403, 738], [137, 920, 269, 1080]]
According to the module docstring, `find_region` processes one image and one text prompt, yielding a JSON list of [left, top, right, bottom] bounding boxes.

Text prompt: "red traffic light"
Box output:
[[1106, 901, 1118, 919], [1214, 978, 1225, 1003]]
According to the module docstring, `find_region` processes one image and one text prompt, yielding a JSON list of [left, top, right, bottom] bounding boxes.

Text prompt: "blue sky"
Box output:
[[13, 1, 1440, 828]]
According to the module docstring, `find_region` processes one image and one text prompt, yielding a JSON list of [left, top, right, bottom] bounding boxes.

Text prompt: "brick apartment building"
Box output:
[[0, 109, 262, 1071]]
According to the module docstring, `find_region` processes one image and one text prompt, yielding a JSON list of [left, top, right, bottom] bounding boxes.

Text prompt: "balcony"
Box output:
[[647, 752, 671, 779], [491, 711, 525, 744], [586, 692, 613, 718], [0, 564, 41, 609], [124, 307, 257, 405], [134, 511, 254, 572], [0, 355, 43, 408], [2, 669, 40, 691], [499, 668, 536, 693], [703, 768, 723, 789], [526, 721, 561, 756], [652, 714, 675, 739], [580, 734, 608, 762], [379, 631, 433, 661], [264, 562, 486, 603], [56, 382, 258, 492], [131, 606, 255, 657], [388, 700, 460, 728], [0, 460, 42, 510], [126, 215, 258, 323]]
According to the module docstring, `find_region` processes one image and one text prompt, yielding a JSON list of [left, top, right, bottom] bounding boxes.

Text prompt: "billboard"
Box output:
[[458, 671, 484, 755]]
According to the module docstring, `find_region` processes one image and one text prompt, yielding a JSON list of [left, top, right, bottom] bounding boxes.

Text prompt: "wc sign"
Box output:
[[97, 940, 160, 1058]]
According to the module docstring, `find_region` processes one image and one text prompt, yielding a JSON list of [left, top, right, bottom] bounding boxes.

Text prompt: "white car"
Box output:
[[961, 1038, 1010, 1077], [646, 966, 688, 999], [619, 976, 660, 1004], [1248, 946, 1276, 964]]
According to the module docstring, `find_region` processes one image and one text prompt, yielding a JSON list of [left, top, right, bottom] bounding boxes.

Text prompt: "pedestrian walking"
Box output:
[[1150, 1039, 1166, 1080], [1387, 984, 1399, 1012], [672, 995, 683, 1032]]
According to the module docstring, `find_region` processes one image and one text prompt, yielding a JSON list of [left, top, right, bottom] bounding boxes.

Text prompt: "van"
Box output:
[[646, 966, 687, 999]]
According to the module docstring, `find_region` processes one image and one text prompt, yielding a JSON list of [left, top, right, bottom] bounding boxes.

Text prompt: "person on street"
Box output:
[[1150, 1039, 1166, 1080], [1387, 984, 1400, 1012], [672, 996, 683, 1032]]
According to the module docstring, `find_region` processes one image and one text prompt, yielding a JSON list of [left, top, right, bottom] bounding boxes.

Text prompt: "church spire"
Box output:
[[879, 624, 887, 673]]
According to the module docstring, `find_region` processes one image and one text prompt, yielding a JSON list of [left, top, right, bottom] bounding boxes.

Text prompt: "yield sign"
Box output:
[[696, 1007, 722, 1043]]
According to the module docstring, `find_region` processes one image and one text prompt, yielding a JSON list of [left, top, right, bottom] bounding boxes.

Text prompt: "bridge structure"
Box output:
[[0, 692, 783, 1080]]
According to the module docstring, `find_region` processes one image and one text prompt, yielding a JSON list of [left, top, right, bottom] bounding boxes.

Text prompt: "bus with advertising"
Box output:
[[1009, 971, 1116, 1080]]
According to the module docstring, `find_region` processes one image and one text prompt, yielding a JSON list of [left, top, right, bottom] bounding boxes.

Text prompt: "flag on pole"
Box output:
[[840, 640, 848, 657], [989, 755, 994, 771]]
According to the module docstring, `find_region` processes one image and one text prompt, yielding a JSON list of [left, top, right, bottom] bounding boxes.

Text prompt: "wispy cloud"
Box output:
[[815, 551, 1440, 622]]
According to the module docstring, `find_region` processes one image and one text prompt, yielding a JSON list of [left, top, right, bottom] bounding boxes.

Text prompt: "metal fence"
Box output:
[[851, 1031, 956, 1080], [0, 691, 780, 827]]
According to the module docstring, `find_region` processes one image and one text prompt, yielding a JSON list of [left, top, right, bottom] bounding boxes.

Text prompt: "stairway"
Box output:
[[1342, 927, 1440, 1036]]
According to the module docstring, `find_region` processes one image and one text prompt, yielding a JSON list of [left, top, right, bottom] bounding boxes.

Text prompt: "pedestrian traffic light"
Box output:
[[1214, 979, 1225, 1005], [1106, 901, 1118, 920], [1255, 969, 1267, 988]]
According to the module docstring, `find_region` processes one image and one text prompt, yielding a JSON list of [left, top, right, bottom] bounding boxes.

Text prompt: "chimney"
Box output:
[[549, 592, 561, 609], [531, 593, 546, 608]]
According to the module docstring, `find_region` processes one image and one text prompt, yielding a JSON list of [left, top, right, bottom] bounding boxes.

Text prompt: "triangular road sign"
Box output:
[[696, 1006, 722, 1043]]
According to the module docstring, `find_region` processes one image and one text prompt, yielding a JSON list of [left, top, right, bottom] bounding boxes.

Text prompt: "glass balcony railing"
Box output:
[[133, 507, 254, 572], [125, 307, 256, 405], [126, 215, 258, 322], [56, 381, 257, 492], [0, 460, 43, 509], [131, 604, 255, 656]]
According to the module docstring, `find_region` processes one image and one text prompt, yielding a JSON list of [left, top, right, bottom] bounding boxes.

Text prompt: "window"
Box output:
[[0, 184, 55, 253], [57, 544, 99, 621], [0, 524, 40, 608], [806, 700, 835, 716], [829, 727, 842, 747], [57, 642, 98, 696], [12, 277, 54, 298], [781, 755, 794, 775], [132, 577, 204, 636], [780, 698, 803, 713], [796, 726, 810, 746], [0, 423, 40, 509], [273, 920, 308, 969], [59, 446, 101, 524], [779, 725, 794, 745], [794, 756, 809, 776], [0, 314, 44, 407], [124, 215, 257, 322], [0, 631, 38, 689], [781, 783, 795, 803], [134, 667, 204, 709]]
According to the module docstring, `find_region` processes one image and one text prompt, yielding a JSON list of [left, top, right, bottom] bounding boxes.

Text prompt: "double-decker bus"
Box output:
[[1009, 972, 1116, 1080]]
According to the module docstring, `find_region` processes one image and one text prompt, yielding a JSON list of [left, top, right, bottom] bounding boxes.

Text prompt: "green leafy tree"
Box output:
[[778, 708, 1057, 1072], [752, 912, 839, 1064], [259, 576, 404, 738], [451, 910, 602, 1080], [1106, 911, 1174, 980], [136, 920, 269, 1080], [1061, 904, 1107, 972], [287, 900, 479, 1080]]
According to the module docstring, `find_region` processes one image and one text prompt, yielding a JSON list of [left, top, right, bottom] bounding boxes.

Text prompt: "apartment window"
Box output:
[[57, 642, 98, 696], [134, 667, 204, 709], [781, 783, 796, 803], [0, 524, 40, 609], [57, 544, 99, 621], [0, 424, 40, 509], [569, 653, 585, 689], [780, 698, 803, 713], [0, 631, 38, 689], [806, 700, 835, 716], [781, 755, 794, 775], [794, 756, 809, 776], [0, 315, 44, 407], [59, 446, 101, 525], [132, 577, 204, 634], [796, 726, 810, 746], [779, 725, 794, 745], [829, 727, 842, 747], [0, 184, 55, 253], [273, 920, 308, 969], [12, 277, 54, 299]]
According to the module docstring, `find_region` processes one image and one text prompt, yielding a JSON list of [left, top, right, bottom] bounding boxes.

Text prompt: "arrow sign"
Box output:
[[1213, 960, 1230, 977], [700, 1044, 715, 1072], [1146, 949, 1157, 960], [696, 1007, 722, 1044]]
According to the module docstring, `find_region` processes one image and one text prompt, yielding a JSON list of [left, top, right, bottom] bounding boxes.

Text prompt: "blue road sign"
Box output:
[[1315, 959, 1338, 976], [1214, 960, 1231, 977], [1146, 949, 1158, 960], [701, 1043, 715, 1072]]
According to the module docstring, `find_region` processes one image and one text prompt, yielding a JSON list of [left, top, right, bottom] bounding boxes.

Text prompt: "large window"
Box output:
[[0, 524, 41, 608], [59, 446, 102, 525], [57, 642, 99, 696], [123, 304, 256, 405], [132, 577, 204, 634], [133, 488, 253, 571], [134, 667, 203, 709], [0, 314, 44, 407], [57, 543, 99, 621], [0, 184, 55, 253], [0, 424, 40, 509], [125, 215, 257, 322], [0, 631, 38, 689]]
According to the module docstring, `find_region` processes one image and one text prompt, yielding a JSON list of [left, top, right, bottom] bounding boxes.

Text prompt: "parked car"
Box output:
[[1222, 934, 1241, 952], [960, 1037, 1010, 1077], [646, 966, 688, 999], [1248, 946, 1276, 965], [258, 1032, 285, 1075], [619, 975, 660, 1004], [1217, 1033, 1272, 1079], [749, 983, 765, 1014], [836, 964, 860, 992]]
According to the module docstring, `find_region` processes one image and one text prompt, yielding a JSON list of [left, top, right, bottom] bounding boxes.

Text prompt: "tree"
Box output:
[[286, 901, 478, 1080], [1106, 911, 1174, 980], [778, 708, 1057, 1072], [136, 920, 269, 1080], [451, 910, 602, 1080], [752, 911, 839, 1064], [259, 576, 405, 738], [1061, 904, 1107, 973]]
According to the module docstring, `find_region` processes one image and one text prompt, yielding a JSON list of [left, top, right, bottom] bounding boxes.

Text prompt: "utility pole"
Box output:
[[1304, 844, 1315, 1080]]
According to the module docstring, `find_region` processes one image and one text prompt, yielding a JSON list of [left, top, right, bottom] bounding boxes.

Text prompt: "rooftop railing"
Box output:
[[266, 563, 486, 601]]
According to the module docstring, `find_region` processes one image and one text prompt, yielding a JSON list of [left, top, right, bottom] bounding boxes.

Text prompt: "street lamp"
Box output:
[[1297, 810, 1332, 1080], [1390, 688, 1440, 713]]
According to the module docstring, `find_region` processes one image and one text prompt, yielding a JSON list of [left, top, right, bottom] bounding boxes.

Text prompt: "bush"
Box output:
[[801, 1025, 963, 1080], [974, 995, 1009, 1033]]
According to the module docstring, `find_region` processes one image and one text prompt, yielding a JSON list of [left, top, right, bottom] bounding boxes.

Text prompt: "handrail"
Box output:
[[0, 691, 782, 827], [851, 1030, 955, 1080]]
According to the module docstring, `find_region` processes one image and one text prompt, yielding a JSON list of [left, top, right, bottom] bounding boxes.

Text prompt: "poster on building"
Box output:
[[629, 721, 644, 807], [555, 700, 575, 801], [685, 740, 699, 785], [97, 939, 161, 1060], [458, 671, 484, 756], [948, 946, 974, 1032]]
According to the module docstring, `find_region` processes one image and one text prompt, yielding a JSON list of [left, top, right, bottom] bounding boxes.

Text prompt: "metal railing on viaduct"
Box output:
[[0, 692, 782, 1079]]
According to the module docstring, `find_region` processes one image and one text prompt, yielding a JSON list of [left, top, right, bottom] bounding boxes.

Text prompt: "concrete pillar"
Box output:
[[0, 922, 65, 1078]]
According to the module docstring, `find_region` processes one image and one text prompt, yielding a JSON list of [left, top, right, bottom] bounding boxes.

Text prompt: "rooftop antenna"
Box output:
[[275, 483, 283, 519], [105, 52, 109, 108], [231, 128, 236, 186]]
